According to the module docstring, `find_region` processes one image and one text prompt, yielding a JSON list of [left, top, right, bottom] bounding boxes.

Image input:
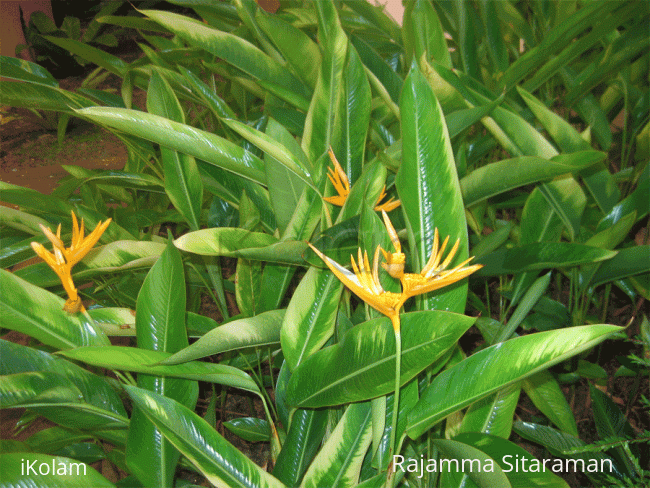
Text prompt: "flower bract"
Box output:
[[31, 211, 111, 313], [309, 211, 482, 331]]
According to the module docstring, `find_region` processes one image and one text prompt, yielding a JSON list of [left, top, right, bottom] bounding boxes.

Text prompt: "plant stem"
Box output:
[[387, 316, 402, 488]]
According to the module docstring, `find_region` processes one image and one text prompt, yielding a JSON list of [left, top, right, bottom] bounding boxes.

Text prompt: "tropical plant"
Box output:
[[1, 1, 648, 487]]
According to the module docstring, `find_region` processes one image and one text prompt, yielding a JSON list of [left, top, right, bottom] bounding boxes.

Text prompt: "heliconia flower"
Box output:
[[308, 243, 406, 331], [323, 148, 401, 212], [31, 211, 111, 313], [309, 210, 482, 331]]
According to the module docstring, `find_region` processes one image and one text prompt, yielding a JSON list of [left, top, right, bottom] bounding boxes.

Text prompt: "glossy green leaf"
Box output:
[[273, 408, 328, 487], [0, 270, 109, 350], [431, 438, 510, 488], [0, 452, 116, 487], [396, 62, 468, 312], [222, 117, 315, 192], [125, 386, 286, 488], [538, 176, 586, 241], [256, 12, 321, 89], [174, 227, 278, 256], [224, 417, 271, 443], [452, 433, 571, 488], [475, 243, 616, 277], [58, 346, 259, 395], [0, 371, 128, 431], [264, 118, 308, 232], [407, 325, 621, 438], [300, 402, 372, 488], [143, 9, 310, 106], [513, 422, 623, 482], [460, 152, 604, 207], [161, 309, 284, 365], [459, 384, 521, 439], [0, 339, 126, 418], [76, 107, 266, 185], [517, 87, 590, 153], [148, 70, 203, 231], [598, 165, 650, 230], [0, 81, 95, 112], [235, 258, 262, 317], [589, 246, 650, 288], [1, 371, 83, 408], [523, 371, 577, 436], [300, 3, 348, 163], [281, 267, 343, 371], [332, 43, 371, 186], [127, 240, 197, 487], [287, 311, 476, 407], [0, 55, 57, 86]]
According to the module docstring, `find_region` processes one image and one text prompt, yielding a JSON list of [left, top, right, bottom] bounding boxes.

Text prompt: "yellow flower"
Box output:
[[31, 211, 111, 313], [308, 243, 406, 331], [323, 148, 401, 212], [309, 211, 482, 331]]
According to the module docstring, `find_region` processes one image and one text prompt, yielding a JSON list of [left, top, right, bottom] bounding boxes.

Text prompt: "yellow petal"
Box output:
[[39, 223, 65, 251], [374, 187, 401, 212], [31, 242, 59, 269], [381, 210, 401, 254], [324, 148, 350, 207], [67, 218, 111, 266]]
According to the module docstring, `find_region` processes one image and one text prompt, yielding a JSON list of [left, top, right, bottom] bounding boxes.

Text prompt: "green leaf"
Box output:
[[0, 80, 95, 114], [538, 176, 586, 241], [273, 408, 328, 486], [1, 339, 126, 418], [58, 346, 260, 395], [451, 433, 571, 488], [161, 309, 284, 365], [332, 43, 371, 186], [0, 270, 109, 350], [589, 246, 650, 288], [287, 311, 476, 408], [397, 62, 468, 313], [224, 417, 271, 443], [256, 12, 321, 89], [127, 240, 198, 487], [301, 1, 348, 162], [147, 70, 203, 231], [523, 371, 577, 436], [222, 117, 316, 192], [0, 55, 58, 86], [43, 36, 127, 76], [513, 422, 623, 483], [300, 402, 372, 488], [281, 267, 343, 371], [124, 386, 286, 488], [0, 452, 116, 487], [475, 243, 616, 276], [407, 325, 621, 438], [459, 384, 520, 439], [430, 438, 511, 488], [174, 227, 278, 256], [460, 152, 604, 207], [76, 107, 267, 186], [142, 9, 310, 106]]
